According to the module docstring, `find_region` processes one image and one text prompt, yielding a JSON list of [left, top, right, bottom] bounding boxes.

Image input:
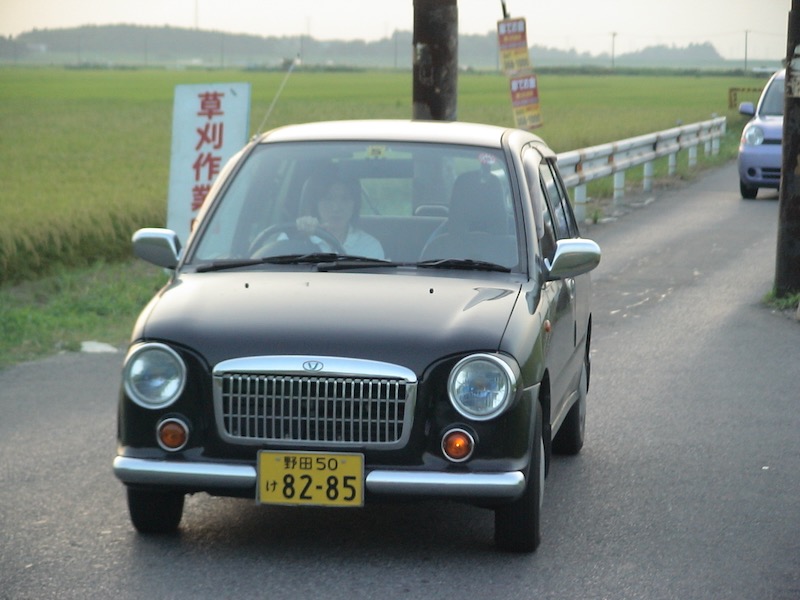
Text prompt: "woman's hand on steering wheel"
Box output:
[[249, 222, 346, 257]]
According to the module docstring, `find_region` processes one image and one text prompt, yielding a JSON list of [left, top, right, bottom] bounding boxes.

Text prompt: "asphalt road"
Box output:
[[1, 163, 798, 600]]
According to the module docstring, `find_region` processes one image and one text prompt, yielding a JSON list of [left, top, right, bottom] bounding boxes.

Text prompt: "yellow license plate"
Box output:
[[257, 451, 364, 507]]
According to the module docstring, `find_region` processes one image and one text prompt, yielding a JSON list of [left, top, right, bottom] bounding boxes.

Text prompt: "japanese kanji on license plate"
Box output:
[[257, 451, 364, 507]]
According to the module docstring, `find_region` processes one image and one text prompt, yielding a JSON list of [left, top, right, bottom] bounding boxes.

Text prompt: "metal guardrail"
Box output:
[[556, 115, 727, 221]]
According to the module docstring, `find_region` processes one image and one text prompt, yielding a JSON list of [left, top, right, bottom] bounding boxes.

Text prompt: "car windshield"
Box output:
[[759, 75, 784, 117], [188, 140, 522, 271]]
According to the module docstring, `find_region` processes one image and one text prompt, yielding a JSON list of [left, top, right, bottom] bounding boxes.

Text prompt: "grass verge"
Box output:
[[0, 260, 167, 369]]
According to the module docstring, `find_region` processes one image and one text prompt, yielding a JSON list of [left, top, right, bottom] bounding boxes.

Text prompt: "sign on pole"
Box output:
[[497, 17, 531, 75], [167, 82, 251, 244], [497, 17, 542, 130], [509, 71, 542, 130]]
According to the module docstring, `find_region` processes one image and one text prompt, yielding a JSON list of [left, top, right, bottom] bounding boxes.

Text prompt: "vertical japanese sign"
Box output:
[[167, 82, 251, 244], [497, 17, 542, 130], [510, 72, 542, 130], [497, 17, 530, 75]]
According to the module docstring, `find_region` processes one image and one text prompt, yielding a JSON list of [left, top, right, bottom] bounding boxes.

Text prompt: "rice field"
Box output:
[[0, 67, 757, 286]]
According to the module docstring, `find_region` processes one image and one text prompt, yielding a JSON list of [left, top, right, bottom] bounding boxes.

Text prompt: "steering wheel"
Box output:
[[249, 222, 346, 257]]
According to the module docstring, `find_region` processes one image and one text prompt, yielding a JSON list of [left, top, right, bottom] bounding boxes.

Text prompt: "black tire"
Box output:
[[552, 359, 588, 455], [740, 180, 758, 199], [494, 401, 544, 553], [127, 488, 184, 534]]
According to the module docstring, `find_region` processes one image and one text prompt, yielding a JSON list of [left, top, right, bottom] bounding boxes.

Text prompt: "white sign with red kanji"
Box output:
[[167, 82, 251, 244]]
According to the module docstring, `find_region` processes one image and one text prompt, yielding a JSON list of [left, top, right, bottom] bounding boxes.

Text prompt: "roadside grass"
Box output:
[[764, 289, 800, 312], [0, 260, 167, 369], [0, 67, 768, 368]]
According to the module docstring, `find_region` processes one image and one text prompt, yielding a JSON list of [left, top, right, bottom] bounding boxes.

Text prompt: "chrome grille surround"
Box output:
[[213, 356, 417, 449]]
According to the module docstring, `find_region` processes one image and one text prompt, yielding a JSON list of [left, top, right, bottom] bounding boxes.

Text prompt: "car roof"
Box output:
[[256, 119, 546, 150]]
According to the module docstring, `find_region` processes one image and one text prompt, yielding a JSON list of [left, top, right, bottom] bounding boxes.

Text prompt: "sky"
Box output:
[[0, 0, 789, 61]]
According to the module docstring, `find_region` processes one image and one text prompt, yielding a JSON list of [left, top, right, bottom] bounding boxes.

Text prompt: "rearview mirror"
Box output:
[[545, 239, 601, 281], [132, 228, 181, 269]]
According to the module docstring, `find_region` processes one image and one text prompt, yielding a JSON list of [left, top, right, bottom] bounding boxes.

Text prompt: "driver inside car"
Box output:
[[295, 172, 385, 259]]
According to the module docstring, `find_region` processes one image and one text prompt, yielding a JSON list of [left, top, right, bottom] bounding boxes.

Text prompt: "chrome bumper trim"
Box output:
[[113, 456, 256, 489], [113, 456, 525, 500], [366, 470, 525, 499]]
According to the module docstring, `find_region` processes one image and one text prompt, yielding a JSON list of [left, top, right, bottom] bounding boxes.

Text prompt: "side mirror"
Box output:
[[738, 101, 755, 117], [132, 228, 181, 269], [545, 239, 601, 281]]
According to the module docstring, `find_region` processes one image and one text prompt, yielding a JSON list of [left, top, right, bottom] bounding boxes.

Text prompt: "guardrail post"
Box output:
[[573, 184, 587, 221], [613, 171, 625, 201], [688, 145, 698, 168], [668, 152, 677, 175], [643, 161, 654, 193]]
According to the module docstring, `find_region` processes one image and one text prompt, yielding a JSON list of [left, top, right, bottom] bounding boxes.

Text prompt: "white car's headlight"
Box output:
[[448, 354, 517, 420], [123, 343, 186, 409], [742, 125, 765, 146]]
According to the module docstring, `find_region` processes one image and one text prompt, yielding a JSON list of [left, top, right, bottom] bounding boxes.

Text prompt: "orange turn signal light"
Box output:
[[157, 417, 189, 451], [442, 428, 475, 462]]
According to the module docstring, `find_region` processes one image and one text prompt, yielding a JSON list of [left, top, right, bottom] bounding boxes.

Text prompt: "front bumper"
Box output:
[[738, 144, 781, 188], [113, 456, 526, 500]]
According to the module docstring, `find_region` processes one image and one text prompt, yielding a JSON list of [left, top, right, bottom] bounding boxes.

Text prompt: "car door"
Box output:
[[537, 158, 580, 412], [550, 159, 592, 363], [521, 146, 575, 414]]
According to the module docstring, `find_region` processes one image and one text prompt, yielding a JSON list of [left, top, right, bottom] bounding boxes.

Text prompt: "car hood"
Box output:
[[136, 270, 522, 374]]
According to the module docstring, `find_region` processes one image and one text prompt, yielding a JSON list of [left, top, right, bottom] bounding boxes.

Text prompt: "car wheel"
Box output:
[[552, 358, 588, 455], [740, 180, 758, 199], [127, 488, 184, 534], [494, 401, 543, 553]]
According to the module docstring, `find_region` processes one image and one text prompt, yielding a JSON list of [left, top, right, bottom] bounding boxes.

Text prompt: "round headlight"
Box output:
[[448, 354, 517, 420], [742, 125, 765, 146], [123, 343, 186, 409]]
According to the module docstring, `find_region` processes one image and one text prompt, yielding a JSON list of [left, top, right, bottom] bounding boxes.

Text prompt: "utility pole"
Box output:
[[412, 0, 458, 120], [611, 32, 617, 69], [744, 30, 749, 71], [775, 0, 800, 296]]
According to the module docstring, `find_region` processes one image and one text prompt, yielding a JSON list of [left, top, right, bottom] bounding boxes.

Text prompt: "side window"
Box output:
[[539, 162, 570, 240], [522, 147, 557, 262], [551, 162, 580, 237], [543, 160, 580, 238], [537, 179, 557, 262]]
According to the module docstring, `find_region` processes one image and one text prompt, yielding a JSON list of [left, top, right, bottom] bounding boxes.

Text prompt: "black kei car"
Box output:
[[113, 119, 601, 552]]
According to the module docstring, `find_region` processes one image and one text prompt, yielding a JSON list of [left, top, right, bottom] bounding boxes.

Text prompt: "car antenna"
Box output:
[[254, 54, 300, 137]]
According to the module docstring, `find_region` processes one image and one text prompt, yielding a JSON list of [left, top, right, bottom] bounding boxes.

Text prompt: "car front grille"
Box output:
[[213, 357, 417, 449]]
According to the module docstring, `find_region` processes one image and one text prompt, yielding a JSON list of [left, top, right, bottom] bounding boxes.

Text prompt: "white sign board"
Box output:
[[167, 82, 251, 244]]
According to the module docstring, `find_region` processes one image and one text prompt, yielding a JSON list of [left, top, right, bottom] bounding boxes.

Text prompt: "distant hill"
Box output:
[[0, 24, 779, 71]]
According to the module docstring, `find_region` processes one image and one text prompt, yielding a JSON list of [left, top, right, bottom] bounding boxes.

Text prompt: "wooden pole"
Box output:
[[412, 0, 458, 121], [775, 0, 800, 296]]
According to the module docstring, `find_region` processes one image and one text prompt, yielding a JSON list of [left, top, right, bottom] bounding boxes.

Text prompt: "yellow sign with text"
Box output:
[[510, 71, 543, 130], [497, 17, 531, 75]]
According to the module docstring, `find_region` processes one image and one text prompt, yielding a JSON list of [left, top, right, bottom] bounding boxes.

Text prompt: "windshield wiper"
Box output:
[[195, 253, 340, 272], [415, 258, 511, 273], [197, 255, 510, 274], [316, 255, 400, 271]]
